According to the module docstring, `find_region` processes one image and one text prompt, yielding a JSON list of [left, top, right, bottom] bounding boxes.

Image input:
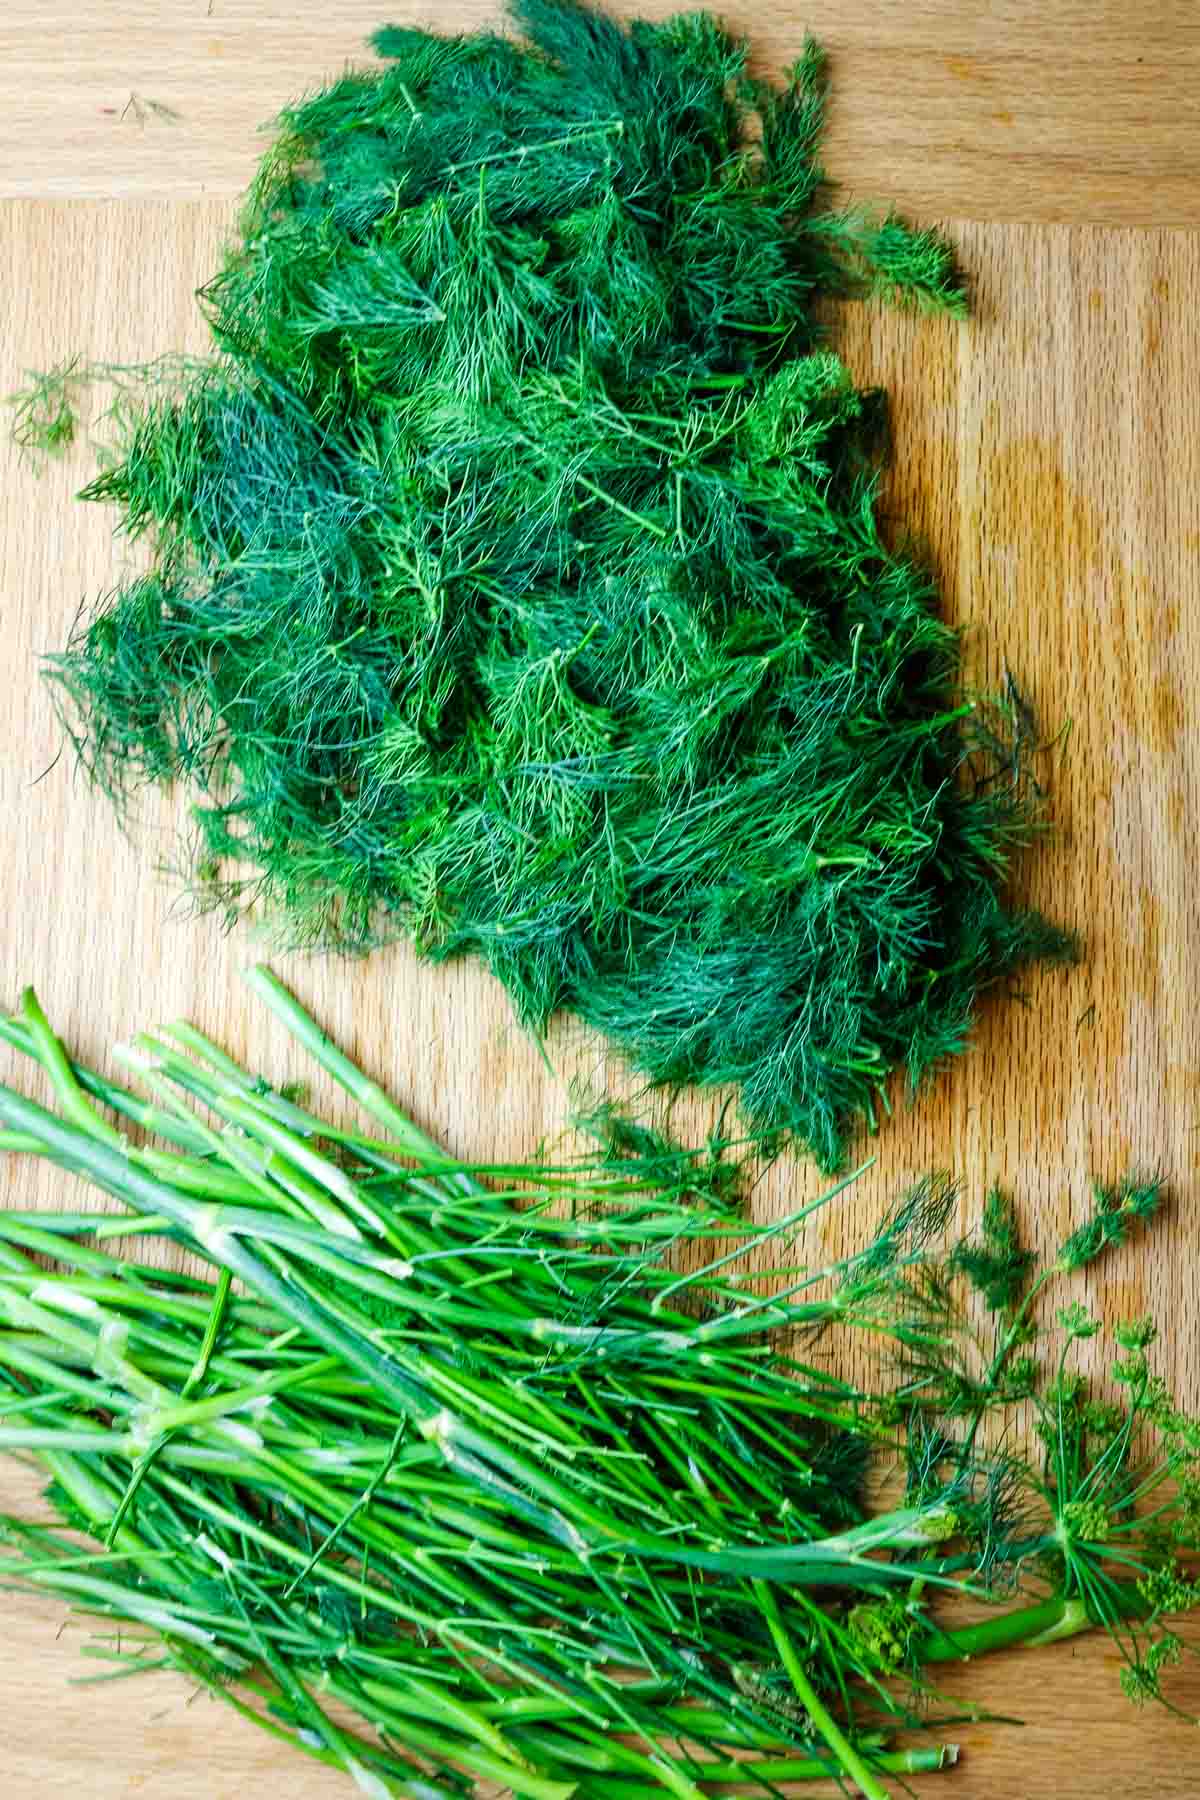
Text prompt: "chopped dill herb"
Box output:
[[36, 0, 1073, 1167]]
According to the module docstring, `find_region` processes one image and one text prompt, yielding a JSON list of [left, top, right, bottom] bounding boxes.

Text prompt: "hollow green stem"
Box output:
[[753, 1579, 891, 1800], [921, 1585, 1146, 1663], [20, 989, 124, 1149], [243, 966, 475, 1186]]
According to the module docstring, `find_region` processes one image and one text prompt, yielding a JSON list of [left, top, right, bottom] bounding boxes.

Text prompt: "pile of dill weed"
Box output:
[[41, 0, 1072, 1167]]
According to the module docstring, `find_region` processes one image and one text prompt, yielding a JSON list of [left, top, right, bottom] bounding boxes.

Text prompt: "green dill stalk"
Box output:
[[754, 1578, 890, 1800], [0, 1070, 959, 1589], [0, 971, 1196, 1796]]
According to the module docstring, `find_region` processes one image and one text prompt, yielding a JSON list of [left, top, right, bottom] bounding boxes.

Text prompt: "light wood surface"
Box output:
[[4, 1, 1200, 223], [2, 4, 1200, 1795]]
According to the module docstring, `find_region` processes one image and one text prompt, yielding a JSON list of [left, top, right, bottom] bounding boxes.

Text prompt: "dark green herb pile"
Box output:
[[40, 0, 1072, 1168], [0, 973, 1196, 1797]]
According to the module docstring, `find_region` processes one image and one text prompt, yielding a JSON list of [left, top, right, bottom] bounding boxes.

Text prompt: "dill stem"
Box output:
[[919, 1584, 1144, 1662], [333, 1678, 576, 1800], [19, 989, 124, 1149], [445, 117, 624, 173], [141, 1354, 340, 1433], [132, 1148, 261, 1203], [0, 1016, 219, 1148], [244, 965, 473, 1184], [679, 1747, 955, 1782], [651, 1158, 872, 1309], [987, 1269, 1055, 1385], [0, 1425, 127, 1452], [577, 1748, 955, 1795], [0, 1131, 47, 1154], [572, 471, 670, 538], [752, 1579, 891, 1800], [962, 1265, 1058, 1457], [103, 1260, 232, 1540]]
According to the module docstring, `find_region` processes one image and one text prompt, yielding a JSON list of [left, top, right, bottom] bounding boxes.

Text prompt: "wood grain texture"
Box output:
[[3, 1, 1200, 221], [2, 6, 1200, 1794]]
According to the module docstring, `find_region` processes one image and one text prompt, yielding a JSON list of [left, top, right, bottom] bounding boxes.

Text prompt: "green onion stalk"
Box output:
[[0, 971, 1194, 1798]]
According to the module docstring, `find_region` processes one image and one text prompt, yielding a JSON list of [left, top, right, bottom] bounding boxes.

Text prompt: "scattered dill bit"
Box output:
[[35, 0, 1072, 1169], [898, 1175, 1165, 1435], [8, 356, 188, 467], [120, 94, 182, 127], [1058, 1174, 1163, 1272], [8, 358, 87, 460]]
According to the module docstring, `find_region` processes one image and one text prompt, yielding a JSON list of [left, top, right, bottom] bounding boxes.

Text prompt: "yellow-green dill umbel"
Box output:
[[27, 1, 1073, 1168]]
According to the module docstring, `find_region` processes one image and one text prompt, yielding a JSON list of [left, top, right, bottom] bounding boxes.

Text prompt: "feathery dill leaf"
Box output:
[[8, 358, 87, 459], [1058, 1176, 1163, 1272], [949, 1185, 1035, 1315], [34, 1, 1070, 1168]]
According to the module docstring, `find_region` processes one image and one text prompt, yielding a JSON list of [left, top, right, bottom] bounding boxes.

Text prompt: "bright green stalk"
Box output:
[[753, 1579, 890, 1800], [649, 1159, 873, 1310], [245, 965, 475, 1183], [921, 1594, 1096, 1661], [18, 989, 124, 1149], [0, 1163, 964, 1596], [0, 1052, 962, 1591]]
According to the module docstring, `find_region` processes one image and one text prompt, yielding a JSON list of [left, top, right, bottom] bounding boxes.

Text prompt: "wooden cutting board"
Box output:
[[2, 3, 1199, 1794]]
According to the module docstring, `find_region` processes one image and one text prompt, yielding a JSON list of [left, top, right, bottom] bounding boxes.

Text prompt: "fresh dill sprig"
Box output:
[[903, 1175, 1165, 1429], [31, 0, 1072, 1169], [1058, 1175, 1163, 1270], [890, 1172, 1200, 1721], [949, 1185, 1036, 1315]]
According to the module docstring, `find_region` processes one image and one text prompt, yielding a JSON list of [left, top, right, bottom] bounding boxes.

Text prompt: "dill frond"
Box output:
[[949, 1185, 1036, 1315]]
